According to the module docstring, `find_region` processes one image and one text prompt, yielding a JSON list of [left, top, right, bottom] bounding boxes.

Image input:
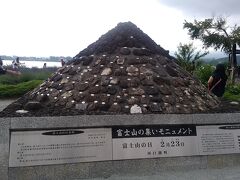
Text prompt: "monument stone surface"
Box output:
[[1, 22, 219, 117]]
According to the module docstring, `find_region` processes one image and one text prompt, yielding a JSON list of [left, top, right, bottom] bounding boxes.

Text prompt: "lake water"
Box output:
[[3, 60, 61, 68]]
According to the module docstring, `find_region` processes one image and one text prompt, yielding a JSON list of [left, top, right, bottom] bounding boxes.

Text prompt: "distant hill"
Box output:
[[0, 55, 72, 62], [206, 56, 240, 65]]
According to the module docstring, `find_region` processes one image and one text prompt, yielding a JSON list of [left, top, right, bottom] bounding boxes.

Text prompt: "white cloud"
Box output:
[[0, 0, 228, 57], [158, 0, 240, 17]]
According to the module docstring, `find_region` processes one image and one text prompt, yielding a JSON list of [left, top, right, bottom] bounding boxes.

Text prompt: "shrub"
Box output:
[[0, 67, 56, 85], [194, 64, 215, 85], [223, 84, 240, 101], [0, 80, 43, 98]]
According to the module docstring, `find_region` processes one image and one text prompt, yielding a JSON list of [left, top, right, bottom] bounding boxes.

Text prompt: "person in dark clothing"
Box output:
[[208, 64, 228, 97], [0, 59, 6, 75], [60, 58, 65, 66]]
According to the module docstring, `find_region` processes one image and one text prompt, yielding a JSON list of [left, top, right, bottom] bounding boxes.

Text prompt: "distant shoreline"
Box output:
[[2, 60, 61, 68]]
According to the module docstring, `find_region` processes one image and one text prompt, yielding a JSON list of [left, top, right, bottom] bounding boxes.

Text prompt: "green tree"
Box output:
[[174, 43, 208, 73], [183, 16, 240, 53], [183, 16, 240, 83]]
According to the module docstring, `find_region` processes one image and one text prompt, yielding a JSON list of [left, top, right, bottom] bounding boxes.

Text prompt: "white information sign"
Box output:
[[112, 124, 198, 160], [9, 124, 240, 167], [9, 128, 112, 167], [197, 124, 240, 155], [113, 136, 198, 160]]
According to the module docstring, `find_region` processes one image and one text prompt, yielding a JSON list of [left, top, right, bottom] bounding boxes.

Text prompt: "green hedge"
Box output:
[[0, 80, 43, 98], [0, 72, 52, 85]]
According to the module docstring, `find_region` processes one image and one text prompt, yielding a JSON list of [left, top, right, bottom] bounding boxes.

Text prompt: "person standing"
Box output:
[[60, 58, 65, 66], [208, 64, 228, 97], [43, 63, 47, 68]]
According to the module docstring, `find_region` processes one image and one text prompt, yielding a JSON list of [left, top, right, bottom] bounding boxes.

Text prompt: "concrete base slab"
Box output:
[[1, 113, 240, 180]]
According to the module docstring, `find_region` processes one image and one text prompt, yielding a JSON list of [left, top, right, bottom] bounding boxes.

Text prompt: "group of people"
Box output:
[[0, 57, 21, 76]]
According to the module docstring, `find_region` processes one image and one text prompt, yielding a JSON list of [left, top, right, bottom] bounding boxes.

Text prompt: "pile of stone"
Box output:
[[1, 22, 219, 117]]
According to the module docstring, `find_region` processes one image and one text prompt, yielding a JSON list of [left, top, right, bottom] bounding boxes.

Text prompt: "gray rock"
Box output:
[[153, 76, 171, 85], [130, 104, 142, 114], [128, 87, 145, 96], [149, 103, 163, 112], [66, 101, 75, 108], [61, 91, 73, 98], [230, 101, 239, 105], [82, 56, 93, 66], [16, 109, 29, 114], [141, 76, 154, 86], [127, 78, 140, 87], [114, 69, 127, 76], [159, 86, 172, 95], [65, 83, 74, 91], [110, 78, 119, 85], [132, 48, 151, 56], [165, 65, 178, 77], [145, 87, 159, 95], [24, 101, 43, 111], [36, 94, 49, 102], [139, 67, 154, 76], [120, 47, 131, 55], [52, 74, 62, 82], [117, 57, 125, 65], [60, 78, 69, 84], [126, 66, 139, 76], [101, 68, 112, 76], [89, 86, 101, 94], [76, 83, 89, 91], [109, 104, 121, 112], [119, 79, 129, 88]]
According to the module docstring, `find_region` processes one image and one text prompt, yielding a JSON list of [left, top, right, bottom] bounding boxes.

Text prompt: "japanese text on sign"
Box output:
[[112, 125, 196, 138]]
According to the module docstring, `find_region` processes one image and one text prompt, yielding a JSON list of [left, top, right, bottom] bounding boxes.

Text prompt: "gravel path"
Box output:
[[0, 99, 16, 112]]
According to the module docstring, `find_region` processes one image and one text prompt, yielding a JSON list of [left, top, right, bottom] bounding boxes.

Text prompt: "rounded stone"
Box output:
[[165, 65, 178, 77], [24, 101, 43, 111], [101, 68, 112, 76], [126, 66, 139, 76], [120, 47, 131, 55], [130, 104, 142, 114], [82, 56, 94, 66], [117, 57, 125, 65], [109, 104, 121, 112], [132, 48, 151, 56]]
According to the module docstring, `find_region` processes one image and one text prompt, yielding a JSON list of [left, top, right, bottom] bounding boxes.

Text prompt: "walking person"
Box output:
[[208, 64, 228, 97]]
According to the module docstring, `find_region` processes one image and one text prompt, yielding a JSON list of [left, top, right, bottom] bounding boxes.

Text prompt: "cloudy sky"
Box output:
[[0, 0, 239, 57]]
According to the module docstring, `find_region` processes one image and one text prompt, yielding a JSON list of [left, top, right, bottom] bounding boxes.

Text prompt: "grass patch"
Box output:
[[0, 80, 43, 98], [223, 84, 240, 101], [223, 92, 240, 101], [0, 67, 56, 98], [0, 67, 56, 85]]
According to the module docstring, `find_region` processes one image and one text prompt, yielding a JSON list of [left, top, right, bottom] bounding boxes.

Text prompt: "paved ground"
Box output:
[[91, 166, 240, 180], [0, 99, 16, 112]]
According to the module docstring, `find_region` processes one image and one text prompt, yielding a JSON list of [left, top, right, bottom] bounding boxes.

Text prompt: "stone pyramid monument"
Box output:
[[1, 22, 219, 117]]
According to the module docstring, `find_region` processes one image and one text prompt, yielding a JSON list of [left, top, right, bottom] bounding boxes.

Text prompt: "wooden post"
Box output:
[[230, 44, 237, 84]]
